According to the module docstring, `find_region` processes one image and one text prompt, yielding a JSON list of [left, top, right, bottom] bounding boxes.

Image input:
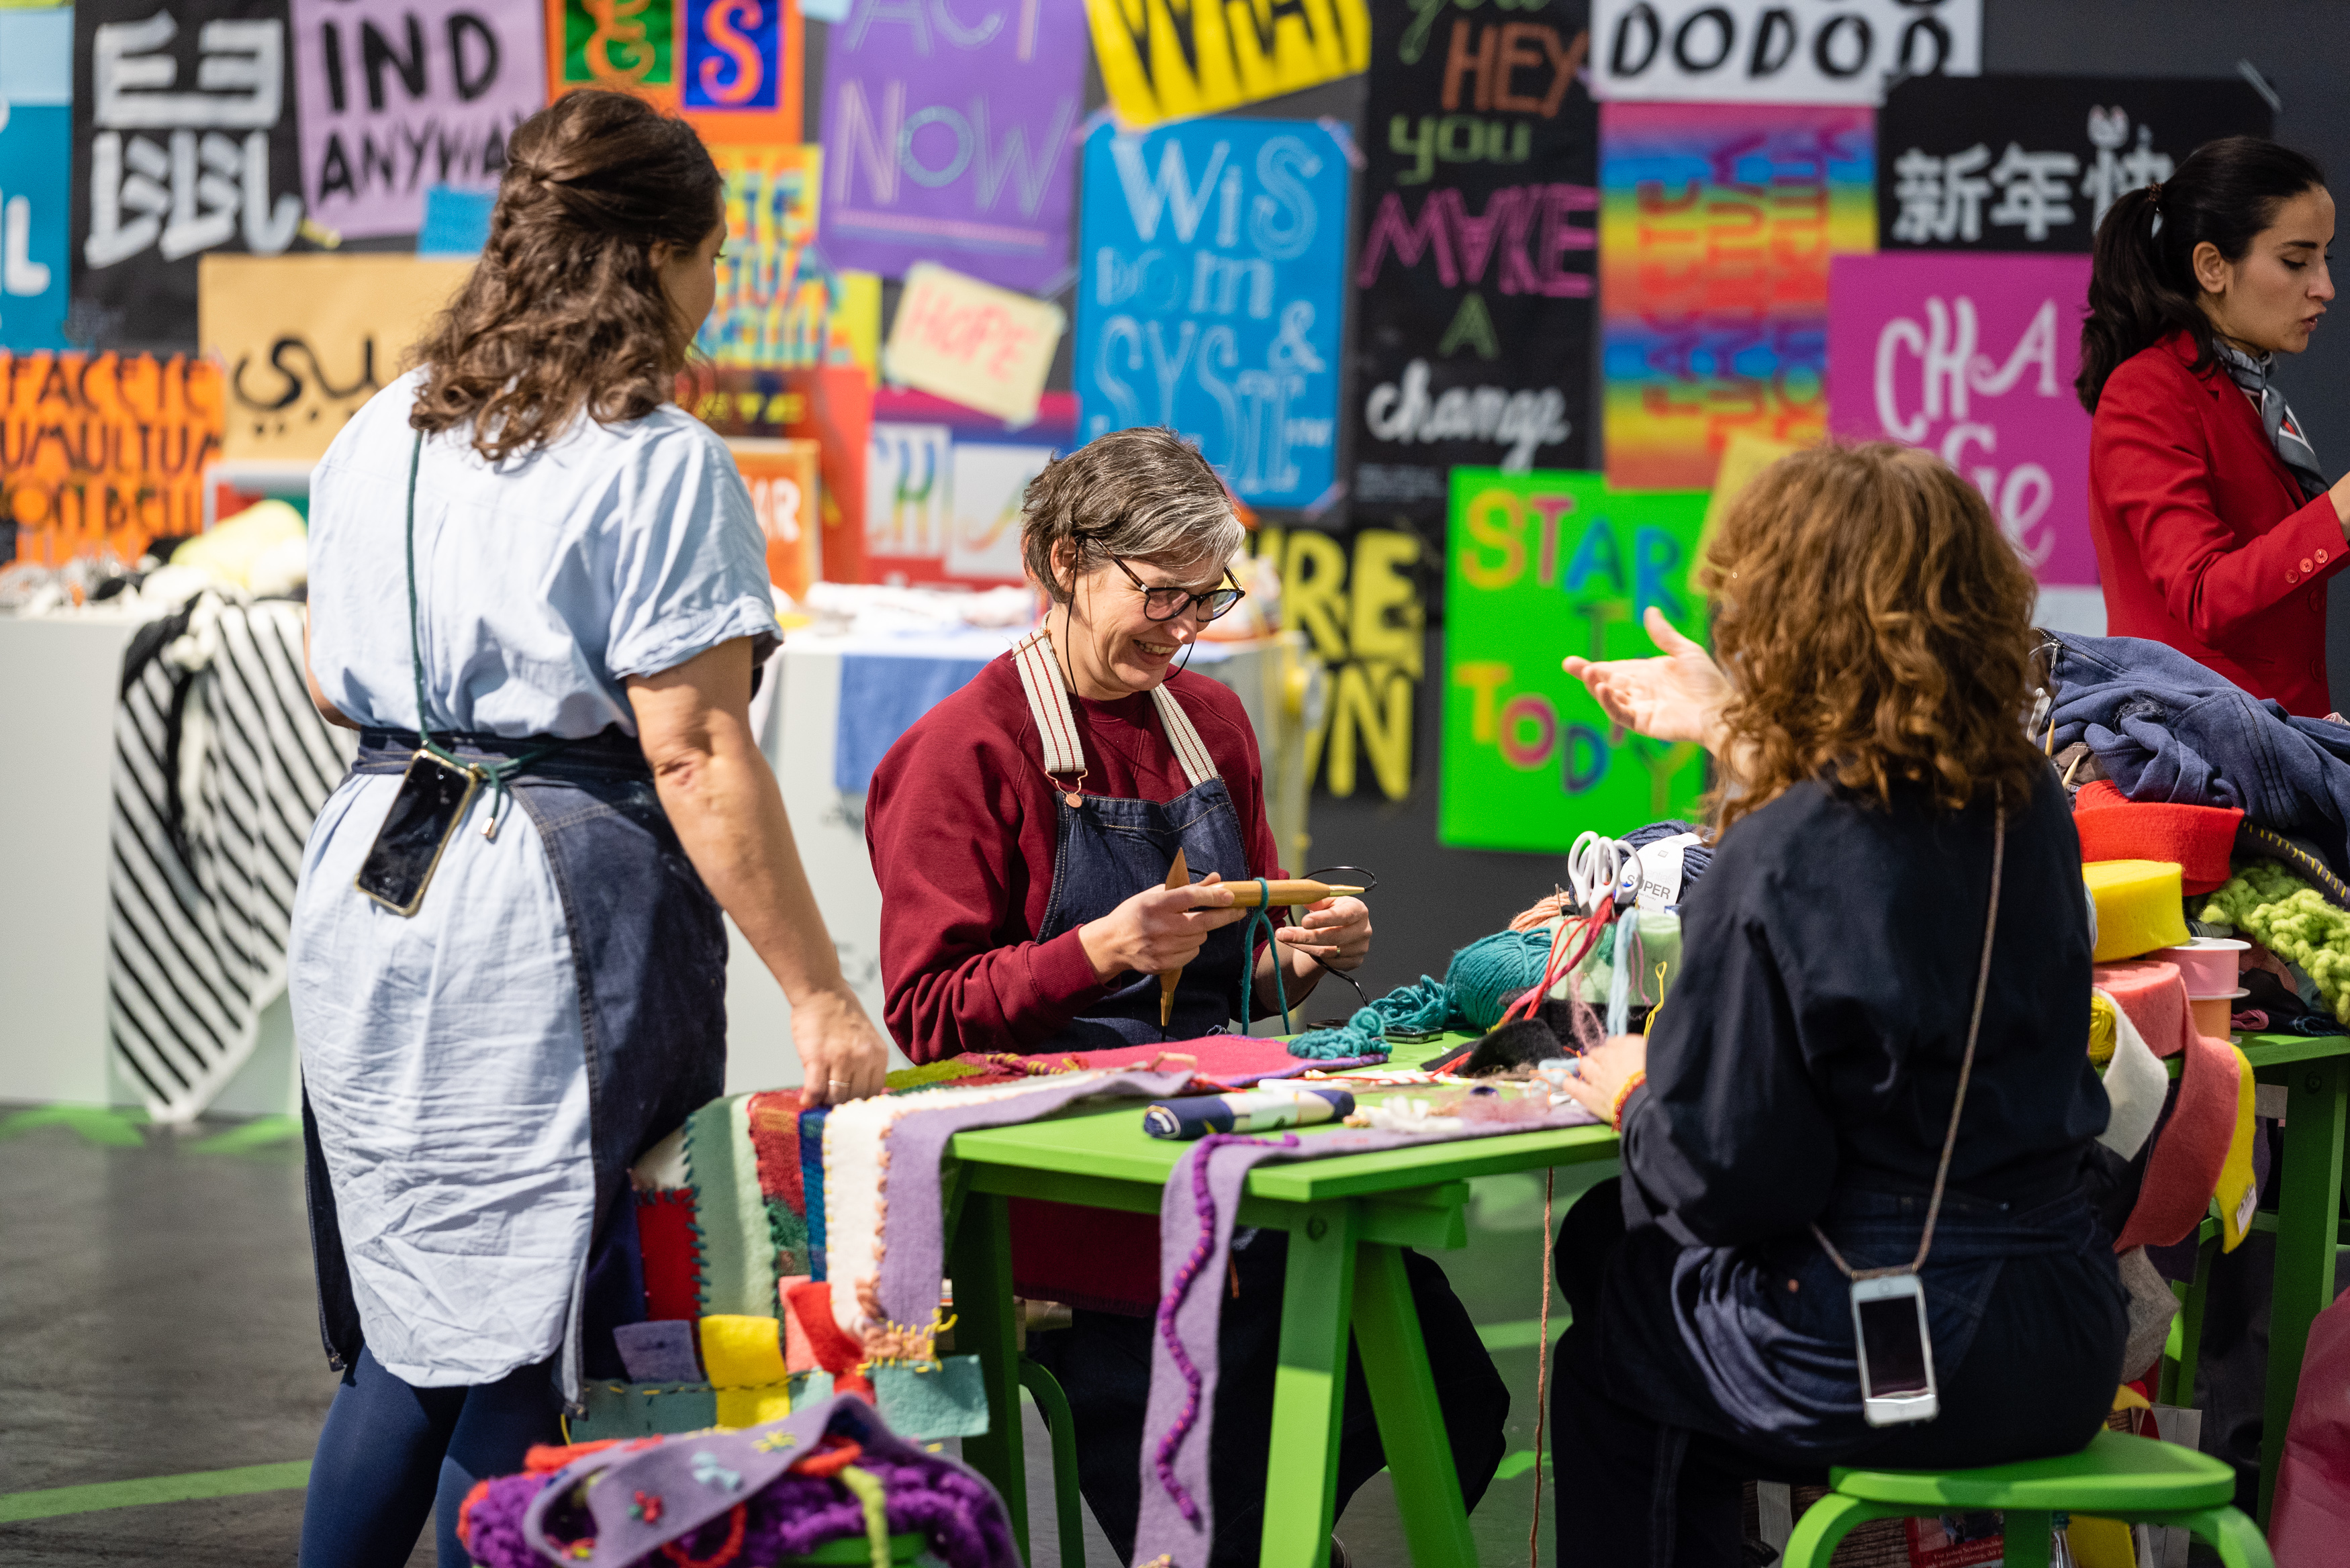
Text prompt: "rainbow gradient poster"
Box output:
[[1599, 103, 1875, 491]]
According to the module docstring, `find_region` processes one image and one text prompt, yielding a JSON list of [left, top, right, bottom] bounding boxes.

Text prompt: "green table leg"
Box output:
[[949, 1191, 1028, 1558], [1350, 1241, 1476, 1568], [2259, 1054, 2347, 1524], [1258, 1202, 1358, 1568]]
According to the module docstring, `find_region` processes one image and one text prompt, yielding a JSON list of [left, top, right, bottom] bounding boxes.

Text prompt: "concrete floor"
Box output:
[[0, 1108, 1604, 1566]]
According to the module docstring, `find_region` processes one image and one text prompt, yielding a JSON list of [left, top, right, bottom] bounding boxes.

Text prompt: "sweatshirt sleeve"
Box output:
[[2096, 362, 2349, 646], [1619, 839, 1840, 1247], [865, 707, 1110, 1064]]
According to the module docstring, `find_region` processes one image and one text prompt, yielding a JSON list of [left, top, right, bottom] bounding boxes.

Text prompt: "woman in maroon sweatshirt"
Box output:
[[863, 427, 1507, 1565]]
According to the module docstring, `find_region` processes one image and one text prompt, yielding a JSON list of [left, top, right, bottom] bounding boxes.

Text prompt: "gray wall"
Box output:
[[1309, 1, 2350, 990]]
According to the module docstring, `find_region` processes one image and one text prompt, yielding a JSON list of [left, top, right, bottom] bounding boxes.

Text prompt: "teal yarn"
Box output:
[[1237, 878, 1291, 1036], [1444, 928, 1560, 1030], [1286, 975, 1456, 1059]]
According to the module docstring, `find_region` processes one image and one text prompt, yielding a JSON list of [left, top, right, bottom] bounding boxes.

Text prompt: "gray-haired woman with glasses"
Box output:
[[861, 426, 1508, 1566]]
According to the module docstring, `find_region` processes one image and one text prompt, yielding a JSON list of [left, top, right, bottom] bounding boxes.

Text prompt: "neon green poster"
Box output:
[[1442, 470, 1711, 853]]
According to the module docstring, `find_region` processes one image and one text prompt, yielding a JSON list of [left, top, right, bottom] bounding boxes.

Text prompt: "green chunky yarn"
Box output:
[[2200, 861, 2350, 1022]]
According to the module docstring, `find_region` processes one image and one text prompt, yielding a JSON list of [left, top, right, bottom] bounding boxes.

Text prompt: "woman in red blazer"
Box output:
[[2083, 136, 2350, 717]]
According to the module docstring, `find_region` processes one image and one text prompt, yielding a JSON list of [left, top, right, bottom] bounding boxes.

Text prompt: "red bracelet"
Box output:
[[1609, 1070, 1647, 1131]]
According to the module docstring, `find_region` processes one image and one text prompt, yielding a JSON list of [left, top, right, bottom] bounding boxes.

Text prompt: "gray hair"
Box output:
[[1021, 427, 1243, 603]]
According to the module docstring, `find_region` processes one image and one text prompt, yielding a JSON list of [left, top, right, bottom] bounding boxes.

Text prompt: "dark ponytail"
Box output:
[[2077, 135, 2328, 412]]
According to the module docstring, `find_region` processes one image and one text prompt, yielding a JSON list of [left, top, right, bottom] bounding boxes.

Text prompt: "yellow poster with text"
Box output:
[[1086, 0, 1370, 128]]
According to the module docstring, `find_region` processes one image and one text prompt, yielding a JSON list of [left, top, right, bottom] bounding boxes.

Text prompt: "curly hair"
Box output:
[[408, 91, 723, 462], [1019, 427, 1241, 602], [1702, 443, 2047, 835]]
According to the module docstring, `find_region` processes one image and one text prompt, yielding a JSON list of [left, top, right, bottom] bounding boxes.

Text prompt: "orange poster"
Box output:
[[2, 352, 224, 568], [545, 0, 802, 146], [728, 437, 820, 599]]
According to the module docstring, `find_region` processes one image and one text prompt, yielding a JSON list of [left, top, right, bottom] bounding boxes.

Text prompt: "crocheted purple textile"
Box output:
[[1131, 1108, 1597, 1567], [462, 1394, 1019, 1568], [870, 1068, 1194, 1330]]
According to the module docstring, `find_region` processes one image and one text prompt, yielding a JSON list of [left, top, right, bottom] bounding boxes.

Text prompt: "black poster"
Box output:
[[1350, 0, 1598, 540], [72, 0, 310, 352], [1878, 75, 2274, 254]]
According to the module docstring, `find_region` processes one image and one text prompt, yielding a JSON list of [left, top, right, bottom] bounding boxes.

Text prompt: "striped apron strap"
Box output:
[[1009, 627, 1220, 791]]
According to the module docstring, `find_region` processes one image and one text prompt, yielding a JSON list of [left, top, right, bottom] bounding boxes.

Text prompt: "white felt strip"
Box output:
[[2097, 987, 2167, 1161]]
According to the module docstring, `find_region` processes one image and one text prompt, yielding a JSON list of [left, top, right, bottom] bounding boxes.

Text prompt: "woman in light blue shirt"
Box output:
[[290, 90, 886, 1568]]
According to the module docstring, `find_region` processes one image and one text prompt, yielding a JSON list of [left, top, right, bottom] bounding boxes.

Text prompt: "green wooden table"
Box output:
[[2171, 1032, 2349, 1522], [941, 1035, 1611, 1568]]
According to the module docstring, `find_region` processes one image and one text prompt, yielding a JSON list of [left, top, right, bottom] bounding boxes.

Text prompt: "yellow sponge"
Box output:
[[2084, 860, 2190, 963]]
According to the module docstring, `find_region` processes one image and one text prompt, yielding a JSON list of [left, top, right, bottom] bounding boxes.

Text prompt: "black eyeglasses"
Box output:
[[1103, 552, 1247, 623]]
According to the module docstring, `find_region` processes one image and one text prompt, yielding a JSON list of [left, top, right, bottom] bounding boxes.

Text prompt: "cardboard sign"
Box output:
[[728, 436, 820, 599], [945, 440, 1049, 584], [687, 362, 872, 584], [1075, 117, 1349, 511], [73, 0, 311, 352], [289, 0, 544, 242], [1591, 0, 1978, 105], [0, 7, 73, 350], [815, 0, 1085, 293], [1828, 252, 2095, 586], [867, 420, 951, 571], [1599, 102, 1874, 491], [1087, 0, 1370, 129], [1, 352, 226, 566], [1442, 469, 1709, 852], [1352, 1, 1595, 542], [697, 144, 830, 369], [882, 261, 1063, 426], [862, 388, 1074, 585], [1879, 75, 2273, 253], [200, 253, 473, 461]]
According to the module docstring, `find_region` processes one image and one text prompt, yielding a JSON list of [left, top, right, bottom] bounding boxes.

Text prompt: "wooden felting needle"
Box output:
[[1217, 878, 1366, 908], [1159, 847, 1189, 1032]]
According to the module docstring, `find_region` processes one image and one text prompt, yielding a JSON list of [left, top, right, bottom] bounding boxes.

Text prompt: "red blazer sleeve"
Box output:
[[865, 714, 1107, 1064], [2095, 360, 2346, 646]]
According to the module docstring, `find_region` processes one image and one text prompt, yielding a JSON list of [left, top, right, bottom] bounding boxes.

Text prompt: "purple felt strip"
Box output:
[[1131, 1109, 1597, 1567], [872, 1069, 1197, 1330]]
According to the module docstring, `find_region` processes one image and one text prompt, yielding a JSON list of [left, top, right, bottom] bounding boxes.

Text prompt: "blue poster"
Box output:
[[1076, 118, 1349, 510], [0, 7, 72, 351]]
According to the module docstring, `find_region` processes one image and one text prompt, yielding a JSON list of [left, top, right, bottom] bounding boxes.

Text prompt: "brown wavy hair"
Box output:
[[408, 91, 723, 462], [1703, 443, 2046, 835]]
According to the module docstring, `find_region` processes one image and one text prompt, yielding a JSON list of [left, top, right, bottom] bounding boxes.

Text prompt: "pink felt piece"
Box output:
[[777, 1274, 816, 1373], [2268, 1290, 2350, 1564], [2114, 1028, 2242, 1251], [2092, 961, 2197, 1059]]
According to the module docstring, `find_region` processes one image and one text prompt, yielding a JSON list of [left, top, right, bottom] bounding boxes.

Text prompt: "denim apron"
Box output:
[[303, 724, 724, 1397], [1006, 628, 1262, 1047]]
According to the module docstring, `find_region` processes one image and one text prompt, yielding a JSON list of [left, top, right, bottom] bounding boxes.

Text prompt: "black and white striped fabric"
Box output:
[[106, 593, 354, 1123]]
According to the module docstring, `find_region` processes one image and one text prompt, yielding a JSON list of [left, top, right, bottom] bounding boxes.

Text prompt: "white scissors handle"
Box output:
[[1568, 832, 1642, 918]]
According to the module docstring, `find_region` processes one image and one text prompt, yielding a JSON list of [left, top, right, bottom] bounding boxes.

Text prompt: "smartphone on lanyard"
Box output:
[[1851, 1273, 1939, 1426], [354, 751, 481, 916]]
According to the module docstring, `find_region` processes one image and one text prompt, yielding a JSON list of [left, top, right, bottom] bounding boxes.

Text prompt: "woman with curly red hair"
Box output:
[[291, 91, 886, 1567], [1549, 444, 2126, 1565]]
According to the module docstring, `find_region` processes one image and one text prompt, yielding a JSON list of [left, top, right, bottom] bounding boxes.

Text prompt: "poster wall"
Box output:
[[1352, 0, 1596, 532], [289, 0, 544, 242], [728, 435, 820, 598], [2, 352, 225, 566], [698, 144, 830, 368], [1086, 0, 1370, 128], [1442, 468, 1709, 852], [200, 254, 474, 461], [1599, 101, 1874, 491], [816, 0, 1085, 293], [1879, 75, 2274, 252], [73, 0, 310, 352], [543, 0, 803, 145], [1827, 252, 2095, 588], [863, 387, 1074, 587], [1590, 0, 1979, 105], [688, 363, 872, 585], [1076, 117, 1348, 511], [0, 6, 73, 350]]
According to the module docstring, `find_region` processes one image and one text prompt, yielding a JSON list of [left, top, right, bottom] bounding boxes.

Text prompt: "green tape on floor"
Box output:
[[0, 1460, 311, 1523]]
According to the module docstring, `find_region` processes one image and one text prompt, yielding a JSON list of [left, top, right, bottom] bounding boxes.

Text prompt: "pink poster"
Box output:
[[1827, 252, 2096, 587]]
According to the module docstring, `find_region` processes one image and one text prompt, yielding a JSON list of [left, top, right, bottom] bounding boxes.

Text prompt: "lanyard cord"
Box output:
[[405, 432, 567, 838], [1810, 797, 2005, 1281]]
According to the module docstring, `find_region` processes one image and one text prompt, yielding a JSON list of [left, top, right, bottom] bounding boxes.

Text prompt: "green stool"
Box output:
[[1780, 1429, 2274, 1568], [1018, 1355, 1087, 1568]]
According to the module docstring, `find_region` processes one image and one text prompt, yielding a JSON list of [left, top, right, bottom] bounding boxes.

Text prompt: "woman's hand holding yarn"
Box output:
[[1553, 1034, 1648, 1124], [1563, 606, 1729, 754]]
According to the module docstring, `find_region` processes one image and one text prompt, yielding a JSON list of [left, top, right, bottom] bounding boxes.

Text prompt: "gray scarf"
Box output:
[[2214, 340, 2329, 501]]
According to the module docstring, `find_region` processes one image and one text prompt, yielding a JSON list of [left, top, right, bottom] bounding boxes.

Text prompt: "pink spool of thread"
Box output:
[[2154, 937, 2249, 999]]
